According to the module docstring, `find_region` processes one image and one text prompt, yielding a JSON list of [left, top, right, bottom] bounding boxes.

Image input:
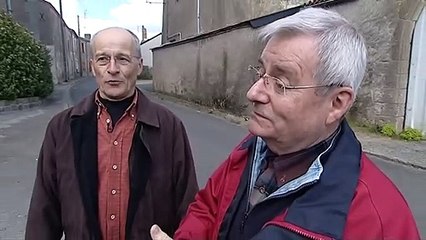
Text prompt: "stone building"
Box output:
[[152, 0, 426, 133]]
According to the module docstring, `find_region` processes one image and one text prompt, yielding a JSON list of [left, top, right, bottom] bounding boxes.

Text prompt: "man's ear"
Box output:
[[90, 59, 96, 77], [326, 87, 354, 125], [138, 58, 143, 75]]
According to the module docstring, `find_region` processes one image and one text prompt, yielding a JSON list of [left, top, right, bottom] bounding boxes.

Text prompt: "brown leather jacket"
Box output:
[[25, 89, 199, 240]]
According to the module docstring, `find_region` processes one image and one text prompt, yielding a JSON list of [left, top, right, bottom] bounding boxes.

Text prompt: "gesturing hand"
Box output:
[[150, 224, 173, 240]]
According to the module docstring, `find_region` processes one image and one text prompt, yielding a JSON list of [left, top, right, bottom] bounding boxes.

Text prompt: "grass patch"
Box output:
[[347, 118, 424, 141]]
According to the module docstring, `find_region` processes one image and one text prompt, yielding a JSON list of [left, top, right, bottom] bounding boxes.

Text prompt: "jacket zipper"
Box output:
[[240, 138, 258, 233], [279, 222, 333, 240], [240, 180, 318, 233]]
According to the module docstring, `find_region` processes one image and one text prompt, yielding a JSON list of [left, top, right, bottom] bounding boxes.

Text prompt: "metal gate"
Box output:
[[405, 6, 426, 134]]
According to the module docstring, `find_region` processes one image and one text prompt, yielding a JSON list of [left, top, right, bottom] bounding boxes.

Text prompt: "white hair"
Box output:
[[260, 7, 367, 96], [90, 27, 141, 57]]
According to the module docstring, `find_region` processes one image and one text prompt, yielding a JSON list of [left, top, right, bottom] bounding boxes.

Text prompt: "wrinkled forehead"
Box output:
[[92, 29, 137, 56]]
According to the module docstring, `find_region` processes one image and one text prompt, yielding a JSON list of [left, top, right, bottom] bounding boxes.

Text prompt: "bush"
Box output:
[[0, 11, 53, 100], [379, 123, 397, 137], [138, 65, 153, 80], [399, 128, 423, 141]]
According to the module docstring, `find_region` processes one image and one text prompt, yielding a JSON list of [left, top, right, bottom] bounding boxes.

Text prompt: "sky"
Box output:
[[45, 0, 163, 40]]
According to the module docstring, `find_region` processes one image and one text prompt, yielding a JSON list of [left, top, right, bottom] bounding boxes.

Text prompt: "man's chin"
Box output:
[[247, 120, 264, 136], [102, 91, 128, 101]]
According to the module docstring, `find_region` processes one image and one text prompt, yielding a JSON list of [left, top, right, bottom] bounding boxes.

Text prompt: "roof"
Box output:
[[140, 33, 162, 45], [152, 0, 357, 51]]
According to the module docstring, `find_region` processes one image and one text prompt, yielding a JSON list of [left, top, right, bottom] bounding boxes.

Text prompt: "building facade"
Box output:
[[140, 33, 162, 67], [153, 0, 426, 133], [1, 0, 91, 84]]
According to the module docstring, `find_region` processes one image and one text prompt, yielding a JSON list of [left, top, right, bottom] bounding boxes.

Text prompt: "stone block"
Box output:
[[367, 63, 409, 91], [396, 60, 410, 74], [397, 74, 410, 89], [373, 102, 406, 117], [399, 0, 424, 20], [375, 115, 405, 131], [392, 19, 415, 61], [0, 100, 5, 107], [373, 88, 407, 104]]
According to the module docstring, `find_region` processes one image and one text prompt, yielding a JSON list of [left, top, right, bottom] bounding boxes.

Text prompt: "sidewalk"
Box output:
[[355, 131, 426, 169], [141, 82, 426, 170]]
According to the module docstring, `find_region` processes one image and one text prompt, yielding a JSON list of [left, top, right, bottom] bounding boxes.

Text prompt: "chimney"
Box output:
[[141, 25, 147, 40]]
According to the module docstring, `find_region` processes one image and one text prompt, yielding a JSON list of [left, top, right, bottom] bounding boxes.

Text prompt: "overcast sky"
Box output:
[[45, 0, 163, 40]]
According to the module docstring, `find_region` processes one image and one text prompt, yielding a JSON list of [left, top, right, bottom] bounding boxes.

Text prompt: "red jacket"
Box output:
[[175, 122, 420, 240]]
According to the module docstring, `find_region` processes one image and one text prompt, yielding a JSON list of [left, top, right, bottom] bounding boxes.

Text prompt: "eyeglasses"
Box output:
[[94, 54, 140, 66], [248, 65, 336, 95]]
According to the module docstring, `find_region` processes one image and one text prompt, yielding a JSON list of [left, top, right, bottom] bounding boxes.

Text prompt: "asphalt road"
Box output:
[[69, 78, 426, 236]]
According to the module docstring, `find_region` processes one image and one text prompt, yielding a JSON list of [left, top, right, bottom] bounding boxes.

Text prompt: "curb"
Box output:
[[364, 151, 426, 170], [0, 97, 43, 113], [0, 78, 83, 114]]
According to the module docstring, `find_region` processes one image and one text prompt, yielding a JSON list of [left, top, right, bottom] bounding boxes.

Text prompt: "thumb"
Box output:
[[150, 224, 173, 240]]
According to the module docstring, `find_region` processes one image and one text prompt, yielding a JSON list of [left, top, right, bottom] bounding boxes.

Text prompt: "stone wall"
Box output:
[[155, 0, 426, 129], [337, 0, 425, 130], [163, 0, 311, 42], [153, 27, 261, 114]]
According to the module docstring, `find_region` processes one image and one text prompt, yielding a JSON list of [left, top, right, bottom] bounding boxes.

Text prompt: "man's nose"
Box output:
[[107, 59, 120, 74], [246, 80, 269, 103]]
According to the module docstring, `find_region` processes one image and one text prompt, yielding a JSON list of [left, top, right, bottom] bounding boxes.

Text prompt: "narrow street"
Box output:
[[0, 78, 424, 239], [72, 78, 426, 236]]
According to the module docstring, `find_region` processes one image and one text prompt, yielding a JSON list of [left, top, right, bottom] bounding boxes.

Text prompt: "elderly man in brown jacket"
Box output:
[[25, 27, 199, 240]]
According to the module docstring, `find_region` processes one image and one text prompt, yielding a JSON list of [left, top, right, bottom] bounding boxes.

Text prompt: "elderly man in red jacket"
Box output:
[[151, 7, 420, 240]]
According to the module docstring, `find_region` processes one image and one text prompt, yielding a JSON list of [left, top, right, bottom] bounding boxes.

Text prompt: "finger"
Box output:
[[150, 224, 172, 240]]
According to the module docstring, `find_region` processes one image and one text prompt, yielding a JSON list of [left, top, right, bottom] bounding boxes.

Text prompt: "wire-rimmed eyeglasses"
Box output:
[[248, 65, 337, 95]]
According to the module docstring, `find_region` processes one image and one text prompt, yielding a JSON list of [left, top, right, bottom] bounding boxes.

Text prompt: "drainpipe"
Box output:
[[59, 0, 68, 82], [196, 0, 200, 34], [5, 0, 12, 14]]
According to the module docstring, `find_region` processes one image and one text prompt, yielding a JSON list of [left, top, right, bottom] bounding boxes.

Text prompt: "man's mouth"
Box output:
[[252, 111, 268, 120]]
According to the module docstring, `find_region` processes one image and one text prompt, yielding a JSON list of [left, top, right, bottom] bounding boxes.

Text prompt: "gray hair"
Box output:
[[90, 27, 141, 58], [260, 7, 367, 96]]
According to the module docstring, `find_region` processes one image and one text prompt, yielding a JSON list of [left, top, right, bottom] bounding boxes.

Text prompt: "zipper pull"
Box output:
[[240, 212, 249, 233]]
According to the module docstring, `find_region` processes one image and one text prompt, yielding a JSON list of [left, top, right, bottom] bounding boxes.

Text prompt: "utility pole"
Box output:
[[161, 0, 167, 43], [77, 15, 83, 77], [77, 15, 81, 36], [59, 0, 68, 82], [5, 0, 12, 14]]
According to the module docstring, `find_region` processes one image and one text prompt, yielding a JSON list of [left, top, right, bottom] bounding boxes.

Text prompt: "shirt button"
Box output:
[[110, 214, 116, 220], [113, 140, 118, 146], [106, 119, 111, 124], [111, 189, 117, 195], [131, 114, 135, 118], [112, 164, 118, 170]]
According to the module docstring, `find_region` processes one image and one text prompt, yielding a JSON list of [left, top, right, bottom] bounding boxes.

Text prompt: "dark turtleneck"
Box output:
[[98, 93, 135, 128]]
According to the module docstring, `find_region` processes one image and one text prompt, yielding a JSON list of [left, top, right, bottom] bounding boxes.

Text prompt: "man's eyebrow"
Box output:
[[274, 60, 302, 77], [94, 52, 108, 58]]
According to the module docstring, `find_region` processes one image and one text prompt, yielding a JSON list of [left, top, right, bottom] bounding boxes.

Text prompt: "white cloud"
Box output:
[[85, 0, 163, 39], [45, 0, 163, 40]]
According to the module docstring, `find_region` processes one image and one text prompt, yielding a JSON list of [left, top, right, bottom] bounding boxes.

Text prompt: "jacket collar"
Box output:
[[70, 87, 160, 128], [240, 121, 361, 239], [284, 120, 361, 239]]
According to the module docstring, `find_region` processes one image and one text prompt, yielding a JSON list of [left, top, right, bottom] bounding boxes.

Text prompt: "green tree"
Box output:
[[0, 11, 53, 100]]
